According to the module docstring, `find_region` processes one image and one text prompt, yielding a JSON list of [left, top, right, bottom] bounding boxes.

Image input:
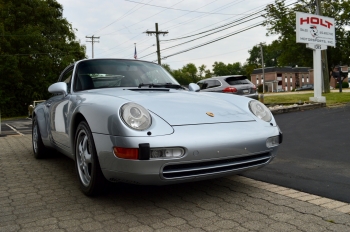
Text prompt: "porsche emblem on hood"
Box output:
[[206, 112, 214, 117]]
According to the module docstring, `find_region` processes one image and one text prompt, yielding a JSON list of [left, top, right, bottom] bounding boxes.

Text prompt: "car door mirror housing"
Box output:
[[188, 83, 200, 92], [48, 82, 68, 96]]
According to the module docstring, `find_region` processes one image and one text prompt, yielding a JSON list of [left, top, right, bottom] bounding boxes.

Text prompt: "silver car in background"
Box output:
[[32, 59, 282, 196], [197, 75, 258, 100]]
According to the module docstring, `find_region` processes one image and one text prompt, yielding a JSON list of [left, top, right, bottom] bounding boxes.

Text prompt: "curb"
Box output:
[[269, 102, 326, 114]]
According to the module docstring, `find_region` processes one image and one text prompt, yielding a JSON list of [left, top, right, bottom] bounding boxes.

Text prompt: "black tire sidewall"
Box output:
[[32, 116, 46, 159]]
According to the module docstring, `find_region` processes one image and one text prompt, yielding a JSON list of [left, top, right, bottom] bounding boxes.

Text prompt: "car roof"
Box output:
[[199, 75, 246, 81]]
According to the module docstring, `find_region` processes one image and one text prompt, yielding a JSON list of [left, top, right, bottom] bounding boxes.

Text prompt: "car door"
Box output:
[[48, 66, 73, 150]]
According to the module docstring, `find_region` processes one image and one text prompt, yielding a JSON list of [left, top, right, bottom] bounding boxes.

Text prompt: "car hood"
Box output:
[[93, 89, 255, 125]]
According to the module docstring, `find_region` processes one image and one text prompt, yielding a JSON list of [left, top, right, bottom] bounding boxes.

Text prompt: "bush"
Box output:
[[335, 82, 349, 88]]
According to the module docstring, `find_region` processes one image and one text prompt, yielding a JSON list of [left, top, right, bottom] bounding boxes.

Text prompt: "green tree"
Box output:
[[161, 63, 173, 75], [212, 61, 244, 76], [0, 0, 86, 117], [182, 63, 198, 83], [227, 62, 243, 75], [198, 64, 206, 79], [247, 42, 281, 68], [212, 61, 228, 76]]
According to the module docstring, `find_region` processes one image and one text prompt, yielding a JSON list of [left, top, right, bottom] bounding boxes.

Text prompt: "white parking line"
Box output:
[[5, 124, 25, 136]]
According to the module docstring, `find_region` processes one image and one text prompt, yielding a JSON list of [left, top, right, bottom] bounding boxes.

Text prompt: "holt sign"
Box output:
[[296, 12, 335, 47]]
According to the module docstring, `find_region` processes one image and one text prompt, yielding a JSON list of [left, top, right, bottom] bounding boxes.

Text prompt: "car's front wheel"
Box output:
[[75, 121, 106, 196], [32, 116, 47, 159]]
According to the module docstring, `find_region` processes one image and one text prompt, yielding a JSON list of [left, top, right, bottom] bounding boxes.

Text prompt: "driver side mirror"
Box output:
[[188, 83, 200, 92], [48, 82, 67, 96]]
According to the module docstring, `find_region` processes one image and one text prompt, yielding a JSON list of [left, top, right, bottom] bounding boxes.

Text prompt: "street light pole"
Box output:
[[260, 43, 265, 93]]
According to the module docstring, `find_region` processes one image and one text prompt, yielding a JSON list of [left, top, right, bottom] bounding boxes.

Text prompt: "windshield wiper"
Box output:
[[138, 83, 184, 89], [138, 83, 154, 88], [153, 83, 184, 89]]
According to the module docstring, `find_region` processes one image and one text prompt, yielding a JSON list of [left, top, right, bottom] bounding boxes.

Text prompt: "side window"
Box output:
[[206, 80, 220, 89], [213, 80, 221, 87], [61, 69, 73, 93], [197, 81, 208, 90]]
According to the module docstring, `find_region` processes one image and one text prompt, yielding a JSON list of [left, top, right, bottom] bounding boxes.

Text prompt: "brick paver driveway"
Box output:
[[1, 136, 350, 232]]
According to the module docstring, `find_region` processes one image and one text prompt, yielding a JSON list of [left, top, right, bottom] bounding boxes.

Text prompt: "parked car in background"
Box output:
[[296, 84, 314, 91], [197, 75, 258, 99], [28, 100, 45, 118], [32, 59, 282, 196]]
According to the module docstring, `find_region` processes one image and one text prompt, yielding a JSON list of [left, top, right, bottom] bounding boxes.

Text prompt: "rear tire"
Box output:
[[32, 116, 47, 159], [75, 121, 106, 196]]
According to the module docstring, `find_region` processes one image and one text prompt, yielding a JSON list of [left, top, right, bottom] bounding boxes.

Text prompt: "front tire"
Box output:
[[75, 121, 106, 196], [32, 116, 47, 159]]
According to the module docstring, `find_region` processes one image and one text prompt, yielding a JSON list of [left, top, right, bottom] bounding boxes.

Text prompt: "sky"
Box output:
[[58, 0, 288, 71]]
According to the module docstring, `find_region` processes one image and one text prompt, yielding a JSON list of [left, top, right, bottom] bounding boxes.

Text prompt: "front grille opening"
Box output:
[[162, 152, 270, 179]]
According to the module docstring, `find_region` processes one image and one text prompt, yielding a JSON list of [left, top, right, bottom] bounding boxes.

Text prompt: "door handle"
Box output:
[[46, 102, 51, 107]]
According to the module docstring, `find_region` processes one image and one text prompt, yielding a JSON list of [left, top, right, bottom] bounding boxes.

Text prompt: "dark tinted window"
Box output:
[[225, 76, 250, 85], [197, 80, 220, 89], [197, 82, 208, 90], [59, 68, 73, 93]]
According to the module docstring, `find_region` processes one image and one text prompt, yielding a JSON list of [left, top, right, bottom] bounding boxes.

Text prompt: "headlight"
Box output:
[[249, 100, 272, 122], [120, 103, 151, 130]]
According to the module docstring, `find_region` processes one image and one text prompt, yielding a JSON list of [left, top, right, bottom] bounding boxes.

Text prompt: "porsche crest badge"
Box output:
[[206, 112, 214, 117]]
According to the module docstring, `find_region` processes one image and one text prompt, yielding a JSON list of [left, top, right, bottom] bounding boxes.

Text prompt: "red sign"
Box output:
[[300, 17, 333, 29]]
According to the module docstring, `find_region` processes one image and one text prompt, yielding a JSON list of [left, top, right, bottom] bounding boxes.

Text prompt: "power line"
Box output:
[[106, 0, 298, 60], [161, 15, 263, 53], [100, 0, 185, 37], [90, 0, 153, 35], [162, 0, 245, 31], [164, 46, 252, 63], [162, 22, 263, 59], [125, 0, 252, 15], [161, 10, 265, 42], [140, 1, 298, 61], [162, 0, 294, 40]]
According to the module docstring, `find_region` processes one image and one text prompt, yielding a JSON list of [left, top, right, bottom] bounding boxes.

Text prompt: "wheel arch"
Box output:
[[70, 112, 87, 155]]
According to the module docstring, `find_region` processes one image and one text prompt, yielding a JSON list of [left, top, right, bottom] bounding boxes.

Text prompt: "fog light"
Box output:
[[150, 148, 184, 159], [266, 136, 280, 148]]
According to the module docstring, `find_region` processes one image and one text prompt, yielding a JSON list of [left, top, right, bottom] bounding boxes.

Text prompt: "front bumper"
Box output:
[[93, 121, 280, 185]]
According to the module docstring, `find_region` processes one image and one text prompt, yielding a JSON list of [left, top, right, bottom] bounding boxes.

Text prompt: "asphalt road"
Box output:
[[243, 103, 350, 203], [0, 118, 32, 136]]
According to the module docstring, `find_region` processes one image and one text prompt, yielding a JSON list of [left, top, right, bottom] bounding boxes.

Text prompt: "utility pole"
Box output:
[[316, 0, 330, 93], [86, 35, 100, 58], [145, 23, 168, 65], [260, 43, 265, 93]]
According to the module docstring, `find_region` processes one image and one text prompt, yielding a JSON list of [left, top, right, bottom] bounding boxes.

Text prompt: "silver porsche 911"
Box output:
[[32, 58, 282, 196]]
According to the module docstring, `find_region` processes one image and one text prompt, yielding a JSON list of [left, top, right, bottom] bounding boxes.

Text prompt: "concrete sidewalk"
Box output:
[[0, 135, 349, 231]]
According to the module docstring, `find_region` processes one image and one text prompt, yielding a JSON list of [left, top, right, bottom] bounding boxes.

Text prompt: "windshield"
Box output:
[[73, 59, 179, 91]]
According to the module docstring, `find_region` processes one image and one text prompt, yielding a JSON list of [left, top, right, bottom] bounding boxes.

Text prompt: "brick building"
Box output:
[[251, 67, 314, 92], [251, 66, 349, 92]]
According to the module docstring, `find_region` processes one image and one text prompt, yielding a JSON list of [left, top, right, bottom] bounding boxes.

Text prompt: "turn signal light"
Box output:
[[113, 147, 139, 160], [223, 87, 237, 93]]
